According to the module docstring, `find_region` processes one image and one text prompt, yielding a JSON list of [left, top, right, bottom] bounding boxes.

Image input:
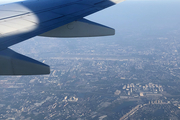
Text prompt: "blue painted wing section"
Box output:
[[0, 0, 122, 50]]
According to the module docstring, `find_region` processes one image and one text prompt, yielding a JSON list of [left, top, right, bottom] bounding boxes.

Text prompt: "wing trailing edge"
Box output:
[[0, 49, 50, 75], [39, 18, 115, 38]]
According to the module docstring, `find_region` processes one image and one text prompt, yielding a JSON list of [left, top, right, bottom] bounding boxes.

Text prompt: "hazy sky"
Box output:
[[87, 0, 180, 31]]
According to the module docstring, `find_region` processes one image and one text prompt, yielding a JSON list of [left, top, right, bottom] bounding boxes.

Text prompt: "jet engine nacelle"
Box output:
[[40, 18, 115, 38]]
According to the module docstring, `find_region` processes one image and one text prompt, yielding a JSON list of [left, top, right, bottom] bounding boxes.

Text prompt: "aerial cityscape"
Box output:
[[0, 0, 180, 120]]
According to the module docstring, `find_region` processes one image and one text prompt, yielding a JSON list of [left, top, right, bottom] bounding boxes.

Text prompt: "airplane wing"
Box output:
[[0, 0, 125, 75]]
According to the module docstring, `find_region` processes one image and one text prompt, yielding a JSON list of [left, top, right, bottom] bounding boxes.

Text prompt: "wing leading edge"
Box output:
[[0, 0, 125, 75]]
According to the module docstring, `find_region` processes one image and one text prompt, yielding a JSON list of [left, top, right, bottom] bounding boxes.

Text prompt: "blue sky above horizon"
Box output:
[[87, 0, 180, 29]]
